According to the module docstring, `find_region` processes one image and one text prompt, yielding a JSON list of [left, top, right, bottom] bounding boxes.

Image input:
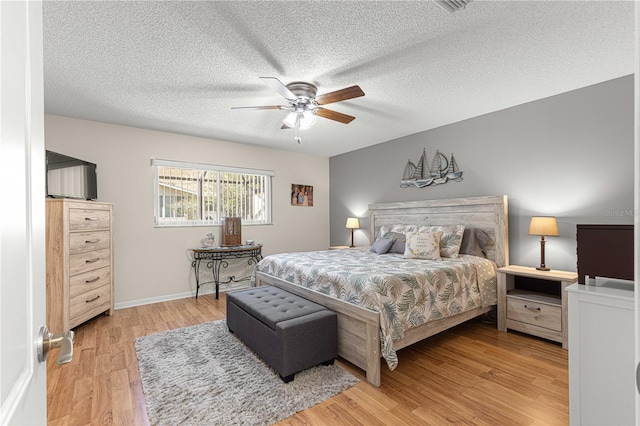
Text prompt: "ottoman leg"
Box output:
[[280, 373, 295, 383], [322, 359, 334, 366]]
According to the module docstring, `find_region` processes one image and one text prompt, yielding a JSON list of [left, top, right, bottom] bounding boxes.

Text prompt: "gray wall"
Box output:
[[330, 75, 634, 272]]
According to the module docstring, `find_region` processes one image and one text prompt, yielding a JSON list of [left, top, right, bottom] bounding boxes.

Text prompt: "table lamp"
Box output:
[[528, 216, 559, 271], [346, 217, 360, 248]]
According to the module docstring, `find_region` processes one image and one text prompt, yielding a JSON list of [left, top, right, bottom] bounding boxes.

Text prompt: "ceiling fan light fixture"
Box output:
[[283, 110, 316, 130], [300, 109, 316, 129], [283, 112, 298, 128]]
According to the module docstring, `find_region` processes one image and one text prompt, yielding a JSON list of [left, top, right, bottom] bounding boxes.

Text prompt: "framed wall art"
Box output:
[[291, 184, 313, 206]]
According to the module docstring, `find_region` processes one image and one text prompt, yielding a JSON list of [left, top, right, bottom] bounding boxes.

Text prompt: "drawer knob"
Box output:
[[85, 276, 100, 283], [86, 295, 100, 303], [524, 305, 541, 311], [85, 217, 99, 221], [85, 258, 100, 264], [85, 239, 100, 243]]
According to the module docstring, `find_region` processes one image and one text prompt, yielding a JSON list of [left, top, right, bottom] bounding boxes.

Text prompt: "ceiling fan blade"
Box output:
[[315, 85, 365, 105], [315, 107, 356, 124], [231, 105, 287, 110], [260, 77, 297, 100]]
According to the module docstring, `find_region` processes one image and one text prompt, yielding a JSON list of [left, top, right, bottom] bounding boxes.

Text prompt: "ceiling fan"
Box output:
[[232, 77, 365, 144]]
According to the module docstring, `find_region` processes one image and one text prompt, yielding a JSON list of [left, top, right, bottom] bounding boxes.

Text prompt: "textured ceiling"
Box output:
[[43, 1, 635, 158]]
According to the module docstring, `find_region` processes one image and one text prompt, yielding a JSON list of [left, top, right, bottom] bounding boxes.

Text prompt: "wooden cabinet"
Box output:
[[222, 217, 242, 246], [497, 265, 577, 349], [566, 281, 635, 425], [576, 224, 633, 284], [46, 199, 114, 332]]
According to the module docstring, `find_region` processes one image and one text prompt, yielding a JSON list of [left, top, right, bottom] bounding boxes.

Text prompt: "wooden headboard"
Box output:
[[368, 195, 509, 267]]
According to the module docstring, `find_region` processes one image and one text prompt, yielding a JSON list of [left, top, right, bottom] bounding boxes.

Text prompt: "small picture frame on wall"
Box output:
[[291, 184, 313, 207]]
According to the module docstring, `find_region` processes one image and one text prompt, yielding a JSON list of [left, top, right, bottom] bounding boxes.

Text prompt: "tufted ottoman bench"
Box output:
[[226, 285, 337, 383]]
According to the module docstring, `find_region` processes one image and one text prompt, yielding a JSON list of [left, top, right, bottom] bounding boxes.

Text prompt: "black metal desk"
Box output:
[[191, 244, 263, 299]]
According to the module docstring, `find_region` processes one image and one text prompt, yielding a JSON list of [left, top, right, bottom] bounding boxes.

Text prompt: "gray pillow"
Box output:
[[370, 238, 394, 254], [459, 228, 492, 257], [383, 231, 406, 254]]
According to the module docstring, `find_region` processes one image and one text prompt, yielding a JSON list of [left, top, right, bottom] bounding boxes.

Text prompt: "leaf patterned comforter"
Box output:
[[252, 248, 497, 370]]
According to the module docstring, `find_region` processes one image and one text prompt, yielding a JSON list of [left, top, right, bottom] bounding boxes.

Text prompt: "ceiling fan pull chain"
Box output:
[[294, 114, 301, 144]]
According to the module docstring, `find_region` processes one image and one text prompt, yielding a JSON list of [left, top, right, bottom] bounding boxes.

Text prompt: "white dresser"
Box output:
[[566, 279, 635, 425], [46, 199, 114, 333]]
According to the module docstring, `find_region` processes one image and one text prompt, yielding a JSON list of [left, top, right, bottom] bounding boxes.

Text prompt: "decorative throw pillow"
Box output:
[[403, 231, 442, 260], [417, 224, 465, 258], [391, 224, 419, 234], [376, 225, 391, 239], [459, 228, 493, 257], [370, 238, 394, 254], [377, 224, 417, 239], [383, 231, 407, 254]]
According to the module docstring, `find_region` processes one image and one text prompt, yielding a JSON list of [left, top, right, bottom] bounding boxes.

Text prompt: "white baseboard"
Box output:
[[114, 282, 251, 310]]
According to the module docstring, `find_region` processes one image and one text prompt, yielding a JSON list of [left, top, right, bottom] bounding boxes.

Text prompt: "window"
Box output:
[[152, 159, 273, 227]]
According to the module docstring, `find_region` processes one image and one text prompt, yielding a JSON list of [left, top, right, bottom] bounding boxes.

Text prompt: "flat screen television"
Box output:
[[46, 150, 97, 200]]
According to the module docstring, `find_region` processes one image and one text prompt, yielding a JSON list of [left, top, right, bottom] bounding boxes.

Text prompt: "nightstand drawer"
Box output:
[[507, 296, 561, 332]]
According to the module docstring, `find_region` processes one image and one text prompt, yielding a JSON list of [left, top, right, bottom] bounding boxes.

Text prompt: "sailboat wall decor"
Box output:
[[400, 149, 463, 188]]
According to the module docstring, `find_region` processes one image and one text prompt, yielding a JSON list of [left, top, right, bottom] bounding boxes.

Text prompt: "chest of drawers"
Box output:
[[46, 199, 114, 333]]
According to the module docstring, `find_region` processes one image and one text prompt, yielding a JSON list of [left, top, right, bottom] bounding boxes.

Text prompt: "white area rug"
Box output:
[[134, 320, 359, 425]]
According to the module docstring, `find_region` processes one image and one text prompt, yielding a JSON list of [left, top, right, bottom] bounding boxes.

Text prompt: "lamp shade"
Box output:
[[283, 110, 316, 130], [282, 112, 298, 128], [528, 216, 559, 237], [346, 217, 360, 229]]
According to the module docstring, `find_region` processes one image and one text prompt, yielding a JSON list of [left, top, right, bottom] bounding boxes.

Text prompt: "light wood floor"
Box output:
[[48, 293, 568, 425]]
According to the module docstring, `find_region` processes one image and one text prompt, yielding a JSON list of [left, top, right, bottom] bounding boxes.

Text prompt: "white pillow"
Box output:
[[403, 231, 443, 260]]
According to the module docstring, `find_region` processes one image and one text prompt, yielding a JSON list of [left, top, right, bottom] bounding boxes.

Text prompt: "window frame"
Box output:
[[152, 158, 274, 227]]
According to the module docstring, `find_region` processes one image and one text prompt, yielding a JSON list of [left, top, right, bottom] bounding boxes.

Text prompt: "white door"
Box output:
[[0, 2, 48, 424]]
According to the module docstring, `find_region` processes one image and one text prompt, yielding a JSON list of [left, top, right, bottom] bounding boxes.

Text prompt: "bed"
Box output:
[[253, 195, 509, 386]]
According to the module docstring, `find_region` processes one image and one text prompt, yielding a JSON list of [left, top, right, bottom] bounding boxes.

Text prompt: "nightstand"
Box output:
[[329, 245, 350, 250], [497, 265, 577, 349]]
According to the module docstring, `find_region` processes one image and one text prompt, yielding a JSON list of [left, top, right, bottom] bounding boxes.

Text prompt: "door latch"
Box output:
[[37, 325, 74, 365]]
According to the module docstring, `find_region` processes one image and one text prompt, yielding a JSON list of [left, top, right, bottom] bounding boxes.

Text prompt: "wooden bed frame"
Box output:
[[255, 195, 509, 386]]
